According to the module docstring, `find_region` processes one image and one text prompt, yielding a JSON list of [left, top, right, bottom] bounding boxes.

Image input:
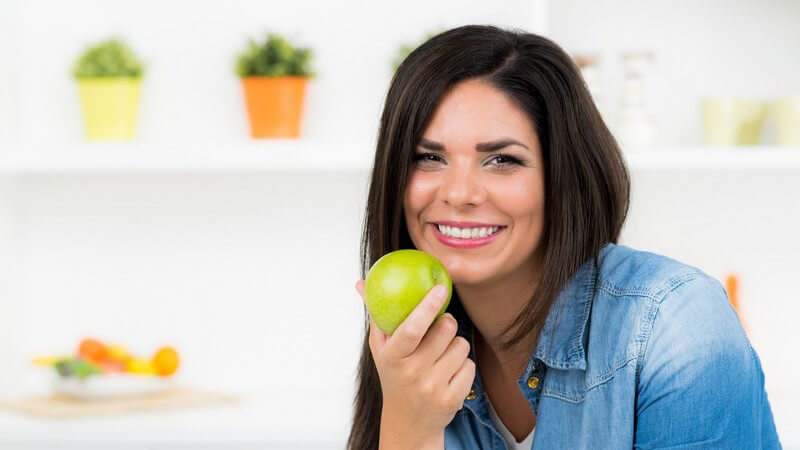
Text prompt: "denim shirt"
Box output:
[[445, 243, 781, 449]]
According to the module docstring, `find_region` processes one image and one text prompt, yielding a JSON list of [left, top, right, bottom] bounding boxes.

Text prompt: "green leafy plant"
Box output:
[[236, 33, 315, 77], [72, 38, 144, 79], [391, 29, 444, 72]]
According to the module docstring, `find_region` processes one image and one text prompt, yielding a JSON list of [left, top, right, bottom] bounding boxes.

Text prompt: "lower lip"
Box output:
[[431, 224, 505, 249]]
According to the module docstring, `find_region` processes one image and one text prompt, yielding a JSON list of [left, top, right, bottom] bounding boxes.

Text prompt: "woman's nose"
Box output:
[[437, 161, 486, 208]]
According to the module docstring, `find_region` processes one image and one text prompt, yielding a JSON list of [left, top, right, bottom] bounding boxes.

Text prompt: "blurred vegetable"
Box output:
[[54, 358, 102, 379], [96, 359, 126, 373], [35, 338, 180, 378], [125, 358, 157, 375], [105, 344, 131, 363], [152, 347, 180, 376], [31, 355, 65, 367], [78, 338, 107, 363]]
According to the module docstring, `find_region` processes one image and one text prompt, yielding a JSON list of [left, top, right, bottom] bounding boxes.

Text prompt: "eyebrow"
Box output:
[[418, 137, 530, 153]]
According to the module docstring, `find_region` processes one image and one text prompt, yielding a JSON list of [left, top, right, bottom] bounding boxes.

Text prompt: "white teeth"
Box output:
[[436, 224, 502, 239]]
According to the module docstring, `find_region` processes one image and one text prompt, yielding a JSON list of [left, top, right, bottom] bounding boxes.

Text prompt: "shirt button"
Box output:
[[527, 376, 540, 389], [466, 390, 477, 400]]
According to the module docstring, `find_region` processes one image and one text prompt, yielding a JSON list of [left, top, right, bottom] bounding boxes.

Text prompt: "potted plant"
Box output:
[[391, 29, 443, 73], [72, 38, 145, 140], [236, 33, 315, 138]]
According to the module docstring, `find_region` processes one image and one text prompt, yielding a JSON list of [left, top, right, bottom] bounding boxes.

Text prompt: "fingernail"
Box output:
[[434, 285, 448, 299]]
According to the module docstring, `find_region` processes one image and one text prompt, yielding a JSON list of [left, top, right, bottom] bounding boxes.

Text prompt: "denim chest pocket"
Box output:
[[539, 343, 640, 404], [539, 368, 589, 403], [537, 285, 652, 404]]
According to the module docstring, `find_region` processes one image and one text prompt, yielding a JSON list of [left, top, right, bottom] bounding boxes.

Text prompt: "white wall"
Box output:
[[0, 177, 21, 397], [547, 0, 800, 146], [0, 0, 19, 143]]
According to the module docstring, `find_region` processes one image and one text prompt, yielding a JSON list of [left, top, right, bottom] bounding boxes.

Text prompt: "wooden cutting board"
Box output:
[[0, 386, 241, 418]]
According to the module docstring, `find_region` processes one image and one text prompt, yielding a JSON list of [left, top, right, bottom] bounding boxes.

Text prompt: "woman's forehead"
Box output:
[[423, 80, 538, 146]]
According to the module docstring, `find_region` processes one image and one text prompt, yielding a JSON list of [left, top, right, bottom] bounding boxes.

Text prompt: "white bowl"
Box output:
[[51, 372, 175, 400]]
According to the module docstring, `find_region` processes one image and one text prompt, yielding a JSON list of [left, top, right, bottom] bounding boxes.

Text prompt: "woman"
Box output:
[[348, 25, 780, 449]]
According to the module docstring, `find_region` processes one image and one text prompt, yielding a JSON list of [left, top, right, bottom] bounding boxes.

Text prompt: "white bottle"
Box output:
[[618, 51, 656, 150]]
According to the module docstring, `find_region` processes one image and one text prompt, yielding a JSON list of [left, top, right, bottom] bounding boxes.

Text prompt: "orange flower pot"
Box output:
[[241, 76, 308, 138]]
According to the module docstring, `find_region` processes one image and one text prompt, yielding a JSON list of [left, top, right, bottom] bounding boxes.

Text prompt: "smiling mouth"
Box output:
[[433, 223, 507, 239]]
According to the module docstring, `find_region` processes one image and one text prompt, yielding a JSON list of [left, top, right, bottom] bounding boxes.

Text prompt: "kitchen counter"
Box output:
[[0, 389, 346, 449]]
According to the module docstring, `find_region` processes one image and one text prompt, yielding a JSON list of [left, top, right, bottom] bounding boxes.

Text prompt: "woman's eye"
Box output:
[[487, 154, 523, 166], [412, 153, 443, 164]]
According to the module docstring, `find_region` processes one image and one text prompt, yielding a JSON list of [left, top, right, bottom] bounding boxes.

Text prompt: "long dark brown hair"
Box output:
[[348, 25, 630, 449]]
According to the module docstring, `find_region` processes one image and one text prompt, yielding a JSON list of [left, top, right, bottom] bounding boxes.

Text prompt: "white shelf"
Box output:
[[0, 143, 798, 174], [624, 146, 800, 170], [0, 140, 374, 174]]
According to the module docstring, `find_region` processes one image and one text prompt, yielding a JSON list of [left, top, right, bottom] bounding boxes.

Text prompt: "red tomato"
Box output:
[[78, 338, 107, 362]]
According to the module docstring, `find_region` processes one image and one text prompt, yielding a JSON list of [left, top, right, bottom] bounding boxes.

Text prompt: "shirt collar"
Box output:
[[531, 254, 598, 370], [459, 251, 598, 372]]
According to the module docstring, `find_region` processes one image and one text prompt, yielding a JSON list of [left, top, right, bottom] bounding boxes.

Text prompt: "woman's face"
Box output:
[[403, 79, 546, 287]]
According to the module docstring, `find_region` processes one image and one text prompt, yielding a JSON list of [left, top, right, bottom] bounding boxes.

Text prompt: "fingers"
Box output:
[[415, 312, 459, 365], [432, 333, 471, 379], [383, 284, 449, 360], [447, 357, 476, 402]]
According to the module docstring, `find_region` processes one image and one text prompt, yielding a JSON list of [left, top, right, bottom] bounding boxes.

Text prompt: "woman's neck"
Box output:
[[455, 251, 543, 378]]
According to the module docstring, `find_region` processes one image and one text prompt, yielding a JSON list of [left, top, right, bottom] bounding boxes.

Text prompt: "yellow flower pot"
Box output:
[[773, 98, 800, 146], [701, 99, 767, 146], [77, 77, 141, 140]]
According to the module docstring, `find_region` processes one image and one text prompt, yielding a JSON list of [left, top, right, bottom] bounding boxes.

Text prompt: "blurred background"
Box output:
[[0, 0, 798, 448]]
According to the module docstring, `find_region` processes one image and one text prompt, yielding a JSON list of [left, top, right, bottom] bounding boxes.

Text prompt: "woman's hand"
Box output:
[[355, 279, 476, 449]]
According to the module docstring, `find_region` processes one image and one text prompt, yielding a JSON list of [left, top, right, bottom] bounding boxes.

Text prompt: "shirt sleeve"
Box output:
[[634, 274, 782, 449]]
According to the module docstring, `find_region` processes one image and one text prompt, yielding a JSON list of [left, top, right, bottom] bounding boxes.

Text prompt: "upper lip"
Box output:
[[432, 220, 505, 228]]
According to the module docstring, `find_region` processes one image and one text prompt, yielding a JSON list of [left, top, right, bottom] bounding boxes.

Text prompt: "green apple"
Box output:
[[364, 249, 453, 335]]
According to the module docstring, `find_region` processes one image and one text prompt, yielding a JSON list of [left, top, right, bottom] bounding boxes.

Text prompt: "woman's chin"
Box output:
[[449, 271, 494, 288]]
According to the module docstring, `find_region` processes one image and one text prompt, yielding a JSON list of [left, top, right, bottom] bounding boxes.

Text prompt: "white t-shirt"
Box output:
[[487, 397, 535, 449]]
